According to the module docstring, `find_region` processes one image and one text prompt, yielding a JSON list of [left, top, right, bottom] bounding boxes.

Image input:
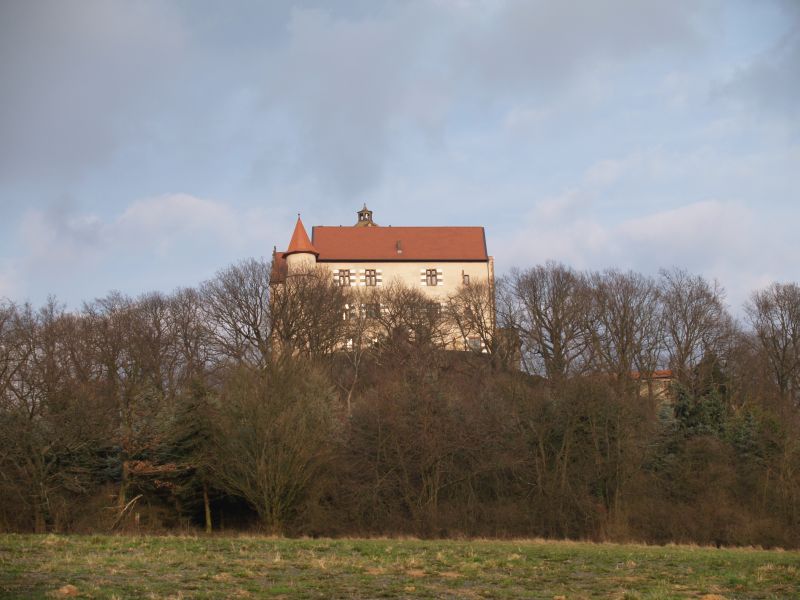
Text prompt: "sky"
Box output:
[[0, 0, 798, 312]]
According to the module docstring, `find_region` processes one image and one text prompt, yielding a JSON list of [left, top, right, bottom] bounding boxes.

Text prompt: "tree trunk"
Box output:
[[203, 482, 212, 534], [118, 459, 129, 510], [33, 502, 46, 534]]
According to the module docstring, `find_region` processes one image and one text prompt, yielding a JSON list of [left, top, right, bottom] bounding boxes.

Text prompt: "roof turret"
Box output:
[[283, 215, 318, 257], [355, 204, 378, 227]]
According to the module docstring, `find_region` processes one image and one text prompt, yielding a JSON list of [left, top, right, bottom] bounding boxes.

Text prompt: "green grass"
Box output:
[[1, 534, 798, 599]]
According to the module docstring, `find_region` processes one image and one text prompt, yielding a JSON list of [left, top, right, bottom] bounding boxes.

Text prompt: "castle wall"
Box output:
[[316, 260, 493, 300]]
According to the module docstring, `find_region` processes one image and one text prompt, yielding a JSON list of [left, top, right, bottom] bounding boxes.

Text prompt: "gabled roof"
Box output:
[[311, 226, 488, 261], [283, 216, 318, 257]]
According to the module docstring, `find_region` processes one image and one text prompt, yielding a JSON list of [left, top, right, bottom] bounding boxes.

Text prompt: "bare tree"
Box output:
[[270, 266, 348, 358], [169, 287, 213, 385], [0, 302, 30, 412], [0, 300, 107, 532], [502, 263, 593, 379], [334, 287, 379, 414], [447, 281, 496, 355], [659, 268, 733, 387], [746, 282, 800, 405], [589, 270, 663, 380], [82, 292, 169, 511], [0, 302, 46, 530], [370, 282, 449, 363], [127, 292, 180, 410], [201, 259, 272, 367], [210, 360, 337, 533]]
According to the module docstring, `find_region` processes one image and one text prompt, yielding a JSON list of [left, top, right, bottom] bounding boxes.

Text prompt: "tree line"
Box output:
[[0, 259, 798, 547]]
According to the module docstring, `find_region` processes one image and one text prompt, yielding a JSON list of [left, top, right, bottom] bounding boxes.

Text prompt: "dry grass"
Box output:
[[0, 533, 798, 599]]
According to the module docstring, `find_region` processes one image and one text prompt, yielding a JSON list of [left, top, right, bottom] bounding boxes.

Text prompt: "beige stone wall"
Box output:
[[283, 253, 495, 352], [286, 252, 317, 272], [315, 260, 493, 300]]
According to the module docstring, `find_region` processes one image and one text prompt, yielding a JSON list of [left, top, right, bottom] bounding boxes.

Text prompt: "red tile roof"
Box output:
[[284, 216, 318, 257], [310, 226, 488, 261], [270, 251, 288, 284]]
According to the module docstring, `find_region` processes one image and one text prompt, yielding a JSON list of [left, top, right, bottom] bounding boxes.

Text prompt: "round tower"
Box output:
[[284, 215, 318, 275]]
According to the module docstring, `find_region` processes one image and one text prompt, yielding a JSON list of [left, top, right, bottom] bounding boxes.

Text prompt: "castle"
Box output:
[[271, 205, 495, 351], [273, 205, 494, 298]]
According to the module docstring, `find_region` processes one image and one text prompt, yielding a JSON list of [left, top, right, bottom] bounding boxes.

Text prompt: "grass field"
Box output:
[[0, 534, 798, 599]]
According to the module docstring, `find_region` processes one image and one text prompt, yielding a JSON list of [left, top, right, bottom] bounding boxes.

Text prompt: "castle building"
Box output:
[[273, 206, 494, 301]]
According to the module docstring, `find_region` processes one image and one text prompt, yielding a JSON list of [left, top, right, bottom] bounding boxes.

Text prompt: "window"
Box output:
[[467, 336, 482, 352], [425, 268, 438, 286], [365, 269, 377, 287], [338, 269, 351, 287], [343, 303, 355, 320], [365, 303, 380, 319], [462, 273, 470, 285]]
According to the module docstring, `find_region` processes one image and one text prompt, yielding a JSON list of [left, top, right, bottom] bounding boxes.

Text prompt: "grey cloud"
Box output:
[[0, 0, 422, 200], [19, 200, 104, 268], [712, 0, 800, 121], [0, 0, 724, 204], [251, 0, 715, 200], [1, 0, 797, 313], [452, 0, 708, 95], [722, 29, 800, 120], [0, 260, 19, 300], [14, 194, 284, 306], [0, 1, 188, 182], [495, 198, 792, 312], [257, 6, 446, 198]]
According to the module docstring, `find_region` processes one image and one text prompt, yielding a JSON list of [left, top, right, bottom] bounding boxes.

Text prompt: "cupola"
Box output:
[[355, 204, 378, 227]]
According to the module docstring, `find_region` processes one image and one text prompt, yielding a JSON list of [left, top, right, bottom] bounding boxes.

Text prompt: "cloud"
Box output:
[[19, 200, 104, 267], [25, 194, 269, 259], [0, 0, 188, 183], [0, 1, 796, 313], [452, 0, 707, 95], [14, 194, 282, 305], [584, 156, 642, 187], [717, 3, 800, 122], [532, 189, 586, 222], [613, 200, 796, 311], [616, 200, 753, 266], [0, 0, 732, 206], [503, 106, 551, 132], [0, 261, 20, 300], [258, 6, 449, 196], [495, 197, 794, 312], [115, 195, 243, 256], [252, 0, 714, 199]]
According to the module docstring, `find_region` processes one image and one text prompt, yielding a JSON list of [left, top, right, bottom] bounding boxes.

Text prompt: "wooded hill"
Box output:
[[1, 260, 798, 548]]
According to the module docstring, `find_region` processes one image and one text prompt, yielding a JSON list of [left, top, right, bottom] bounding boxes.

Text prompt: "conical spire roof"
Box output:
[[284, 215, 318, 257]]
